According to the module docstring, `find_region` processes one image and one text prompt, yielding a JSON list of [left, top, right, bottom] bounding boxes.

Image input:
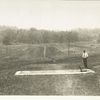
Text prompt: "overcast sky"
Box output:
[[0, 0, 100, 30]]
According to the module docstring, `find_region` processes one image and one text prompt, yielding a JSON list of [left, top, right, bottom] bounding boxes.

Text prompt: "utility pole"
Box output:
[[68, 39, 70, 57], [67, 32, 71, 57], [44, 45, 46, 58]]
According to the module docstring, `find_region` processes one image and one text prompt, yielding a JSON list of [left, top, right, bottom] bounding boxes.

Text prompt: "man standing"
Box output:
[[82, 50, 88, 68]]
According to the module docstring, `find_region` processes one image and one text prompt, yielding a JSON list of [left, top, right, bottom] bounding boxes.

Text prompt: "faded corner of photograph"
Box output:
[[0, 0, 100, 96]]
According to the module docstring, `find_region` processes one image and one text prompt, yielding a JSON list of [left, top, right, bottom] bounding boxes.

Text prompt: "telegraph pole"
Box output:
[[44, 45, 46, 58], [68, 39, 70, 57], [67, 32, 71, 57]]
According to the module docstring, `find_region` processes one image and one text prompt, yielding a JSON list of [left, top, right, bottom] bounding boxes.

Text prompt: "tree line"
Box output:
[[0, 26, 95, 45]]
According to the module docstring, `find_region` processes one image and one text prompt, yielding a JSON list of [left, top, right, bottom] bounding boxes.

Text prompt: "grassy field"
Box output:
[[0, 42, 100, 95]]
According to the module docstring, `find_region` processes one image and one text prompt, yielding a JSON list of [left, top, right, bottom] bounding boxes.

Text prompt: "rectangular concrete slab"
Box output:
[[15, 69, 95, 76]]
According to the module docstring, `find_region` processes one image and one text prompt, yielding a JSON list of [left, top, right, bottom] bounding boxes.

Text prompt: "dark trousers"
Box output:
[[83, 58, 88, 68]]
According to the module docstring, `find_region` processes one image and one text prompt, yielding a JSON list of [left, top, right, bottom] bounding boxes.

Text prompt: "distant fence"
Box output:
[[0, 42, 99, 61]]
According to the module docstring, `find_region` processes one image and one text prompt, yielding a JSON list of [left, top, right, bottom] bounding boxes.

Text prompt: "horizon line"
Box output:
[[0, 25, 100, 31]]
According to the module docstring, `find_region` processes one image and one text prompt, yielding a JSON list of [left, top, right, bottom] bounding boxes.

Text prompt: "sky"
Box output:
[[0, 0, 100, 30]]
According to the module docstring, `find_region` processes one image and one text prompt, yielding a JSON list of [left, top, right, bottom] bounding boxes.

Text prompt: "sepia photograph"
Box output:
[[0, 0, 100, 96]]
